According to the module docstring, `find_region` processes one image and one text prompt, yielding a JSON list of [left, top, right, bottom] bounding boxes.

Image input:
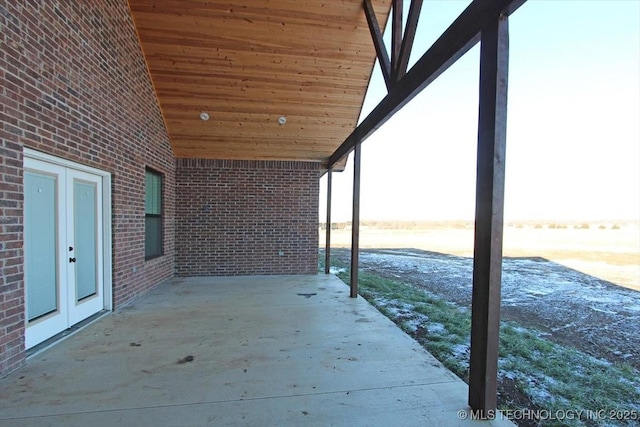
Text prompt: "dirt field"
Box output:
[[321, 222, 640, 291], [320, 222, 640, 366]]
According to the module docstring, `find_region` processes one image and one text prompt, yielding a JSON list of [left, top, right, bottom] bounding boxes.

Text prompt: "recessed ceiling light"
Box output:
[[200, 112, 210, 121], [278, 115, 287, 125]]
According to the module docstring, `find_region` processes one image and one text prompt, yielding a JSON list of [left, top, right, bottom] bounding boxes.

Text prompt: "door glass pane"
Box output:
[[74, 180, 98, 301], [25, 172, 58, 321]]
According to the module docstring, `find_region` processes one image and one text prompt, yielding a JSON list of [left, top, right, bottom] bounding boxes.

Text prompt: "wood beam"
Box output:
[[325, 169, 333, 275], [350, 142, 362, 298], [393, 0, 423, 82], [468, 14, 509, 416], [363, 0, 392, 91], [329, 0, 526, 169], [391, 0, 403, 77]]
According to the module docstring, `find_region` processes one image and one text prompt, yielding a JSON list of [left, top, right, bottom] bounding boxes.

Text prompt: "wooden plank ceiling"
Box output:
[[128, 0, 391, 165]]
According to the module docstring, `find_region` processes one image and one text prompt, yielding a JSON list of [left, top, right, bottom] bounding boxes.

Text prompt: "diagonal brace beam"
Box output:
[[391, 0, 403, 78], [363, 0, 392, 91], [328, 0, 525, 168], [393, 0, 423, 82]]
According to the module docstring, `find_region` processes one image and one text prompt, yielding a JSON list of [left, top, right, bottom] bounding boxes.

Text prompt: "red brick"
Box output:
[[175, 159, 319, 276], [0, 0, 174, 377]]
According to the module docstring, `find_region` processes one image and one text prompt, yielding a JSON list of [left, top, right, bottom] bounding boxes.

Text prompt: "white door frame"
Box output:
[[23, 148, 112, 348]]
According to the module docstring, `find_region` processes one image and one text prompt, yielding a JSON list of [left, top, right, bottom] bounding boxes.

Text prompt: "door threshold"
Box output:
[[26, 310, 110, 359]]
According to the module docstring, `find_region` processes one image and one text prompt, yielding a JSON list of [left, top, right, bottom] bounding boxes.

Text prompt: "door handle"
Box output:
[[69, 257, 76, 263]]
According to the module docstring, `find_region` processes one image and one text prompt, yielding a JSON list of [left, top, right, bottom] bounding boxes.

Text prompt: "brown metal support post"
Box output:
[[350, 142, 362, 298], [468, 14, 509, 416], [324, 169, 333, 274]]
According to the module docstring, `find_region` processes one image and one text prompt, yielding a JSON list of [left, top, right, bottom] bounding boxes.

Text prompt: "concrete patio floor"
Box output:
[[0, 274, 514, 426]]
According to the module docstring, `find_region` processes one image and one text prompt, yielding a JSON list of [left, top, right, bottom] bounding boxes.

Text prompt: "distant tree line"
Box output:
[[319, 220, 628, 230]]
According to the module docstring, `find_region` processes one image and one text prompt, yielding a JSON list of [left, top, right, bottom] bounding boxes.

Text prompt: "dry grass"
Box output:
[[320, 221, 640, 291]]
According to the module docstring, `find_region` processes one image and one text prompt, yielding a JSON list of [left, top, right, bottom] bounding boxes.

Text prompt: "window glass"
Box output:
[[145, 169, 162, 259]]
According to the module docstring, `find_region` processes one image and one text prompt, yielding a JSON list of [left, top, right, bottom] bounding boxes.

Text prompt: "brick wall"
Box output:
[[0, 1, 175, 377], [0, 130, 22, 377], [175, 159, 319, 276]]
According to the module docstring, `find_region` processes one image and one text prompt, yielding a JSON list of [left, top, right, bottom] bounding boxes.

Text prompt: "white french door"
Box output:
[[24, 152, 112, 349]]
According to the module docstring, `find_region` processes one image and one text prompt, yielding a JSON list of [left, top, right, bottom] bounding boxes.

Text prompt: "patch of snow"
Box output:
[[526, 288, 556, 296], [382, 305, 400, 316], [500, 371, 516, 380], [525, 376, 556, 405], [625, 304, 640, 313], [618, 376, 640, 396], [583, 294, 624, 304], [550, 323, 577, 332], [427, 323, 445, 334], [399, 302, 415, 311], [589, 306, 617, 314], [374, 297, 392, 308], [374, 298, 418, 320], [501, 297, 531, 306], [593, 357, 612, 367], [329, 266, 346, 274], [402, 314, 429, 332], [451, 343, 470, 360]]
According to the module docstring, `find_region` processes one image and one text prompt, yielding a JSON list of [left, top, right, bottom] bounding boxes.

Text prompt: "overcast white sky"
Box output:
[[319, 0, 640, 222]]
